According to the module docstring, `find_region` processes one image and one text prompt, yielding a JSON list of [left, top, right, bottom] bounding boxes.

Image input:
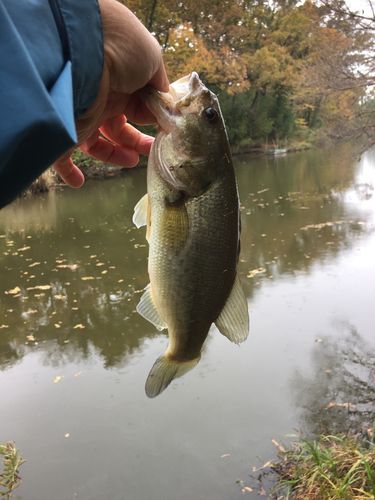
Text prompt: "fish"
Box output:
[[133, 72, 249, 398]]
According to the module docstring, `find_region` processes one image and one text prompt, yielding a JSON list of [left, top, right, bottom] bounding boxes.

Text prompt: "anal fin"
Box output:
[[215, 274, 249, 344], [137, 284, 167, 331]]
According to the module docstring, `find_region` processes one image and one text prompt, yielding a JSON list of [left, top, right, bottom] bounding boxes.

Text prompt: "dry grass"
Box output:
[[273, 434, 375, 499], [0, 442, 24, 498]]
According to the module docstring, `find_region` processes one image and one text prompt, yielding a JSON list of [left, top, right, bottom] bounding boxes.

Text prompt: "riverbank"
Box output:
[[24, 139, 315, 197], [250, 431, 375, 499]]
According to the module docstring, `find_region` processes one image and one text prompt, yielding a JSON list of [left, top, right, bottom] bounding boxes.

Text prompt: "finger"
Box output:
[[105, 92, 156, 125], [100, 116, 154, 155], [80, 132, 140, 167], [149, 61, 170, 92], [53, 156, 85, 188], [123, 93, 158, 124]]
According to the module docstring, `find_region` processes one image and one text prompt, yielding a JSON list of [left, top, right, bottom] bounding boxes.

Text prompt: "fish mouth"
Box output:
[[142, 72, 205, 132]]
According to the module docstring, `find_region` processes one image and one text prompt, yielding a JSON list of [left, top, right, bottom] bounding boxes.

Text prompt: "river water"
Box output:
[[1, 146, 375, 499]]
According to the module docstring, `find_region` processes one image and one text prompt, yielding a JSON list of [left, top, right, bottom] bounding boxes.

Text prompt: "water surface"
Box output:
[[1, 146, 375, 499]]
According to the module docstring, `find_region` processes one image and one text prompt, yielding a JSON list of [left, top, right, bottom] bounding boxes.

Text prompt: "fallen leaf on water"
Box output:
[[54, 323, 61, 329], [326, 401, 357, 411], [17, 246, 31, 252], [271, 439, 285, 453], [89, 255, 97, 259], [26, 335, 35, 342], [220, 453, 231, 459], [241, 486, 253, 494], [81, 276, 95, 281], [247, 268, 266, 279], [257, 188, 269, 194], [56, 264, 79, 271], [96, 262, 105, 267], [0, 324, 9, 329], [5, 286, 21, 295], [53, 375, 63, 384], [28, 262, 41, 268], [27, 285, 52, 291], [54, 294, 66, 300], [261, 460, 273, 469], [64, 433, 70, 438], [118, 279, 124, 283], [101, 270, 108, 275], [73, 324, 85, 330]]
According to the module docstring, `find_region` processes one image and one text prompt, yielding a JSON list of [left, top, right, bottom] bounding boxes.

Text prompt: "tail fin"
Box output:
[[145, 355, 200, 398]]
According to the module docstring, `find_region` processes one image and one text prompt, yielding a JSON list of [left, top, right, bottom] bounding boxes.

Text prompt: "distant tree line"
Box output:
[[122, 0, 375, 149]]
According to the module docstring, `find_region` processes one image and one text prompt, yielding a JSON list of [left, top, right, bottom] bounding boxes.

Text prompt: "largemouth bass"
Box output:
[[133, 72, 249, 397]]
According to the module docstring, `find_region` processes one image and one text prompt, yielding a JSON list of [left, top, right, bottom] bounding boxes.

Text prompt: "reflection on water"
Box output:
[[0, 146, 370, 373], [1, 145, 375, 500], [291, 324, 375, 438]]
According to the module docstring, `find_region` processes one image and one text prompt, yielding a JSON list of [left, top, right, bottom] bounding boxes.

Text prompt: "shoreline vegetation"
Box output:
[[0, 442, 24, 498], [249, 432, 375, 499], [25, 139, 314, 196]]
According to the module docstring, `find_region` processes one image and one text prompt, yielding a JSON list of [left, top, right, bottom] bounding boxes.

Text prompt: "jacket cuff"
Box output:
[[56, 0, 103, 117]]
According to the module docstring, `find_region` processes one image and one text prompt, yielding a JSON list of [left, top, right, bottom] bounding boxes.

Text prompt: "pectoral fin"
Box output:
[[136, 284, 167, 331], [215, 274, 249, 344], [133, 193, 149, 228], [145, 355, 200, 398]]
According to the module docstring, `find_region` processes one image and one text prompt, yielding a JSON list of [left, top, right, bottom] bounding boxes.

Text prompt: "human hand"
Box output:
[[53, 0, 169, 187]]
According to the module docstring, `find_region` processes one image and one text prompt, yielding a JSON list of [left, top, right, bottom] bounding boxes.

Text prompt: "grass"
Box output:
[[0, 442, 25, 498], [273, 433, 375, 499]]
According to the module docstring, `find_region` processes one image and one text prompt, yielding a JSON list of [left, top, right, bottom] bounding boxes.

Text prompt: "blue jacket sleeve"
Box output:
[[0, 0, 103, 208]]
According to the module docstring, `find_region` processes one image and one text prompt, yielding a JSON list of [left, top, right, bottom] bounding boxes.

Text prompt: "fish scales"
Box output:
[[148, 147, 239, 360]]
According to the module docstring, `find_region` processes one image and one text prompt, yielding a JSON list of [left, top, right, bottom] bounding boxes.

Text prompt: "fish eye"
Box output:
[[203, 107, 218, 122]]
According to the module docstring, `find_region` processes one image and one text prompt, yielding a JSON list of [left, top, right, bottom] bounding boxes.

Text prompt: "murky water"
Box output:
[[1, 146, 375, 499]]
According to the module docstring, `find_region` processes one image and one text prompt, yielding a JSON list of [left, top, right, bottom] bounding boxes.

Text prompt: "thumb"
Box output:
[[149, 62, 169, 93]]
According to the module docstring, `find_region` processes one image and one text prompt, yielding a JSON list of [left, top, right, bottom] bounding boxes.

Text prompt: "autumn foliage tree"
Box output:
[[120, 0, 374, 148]]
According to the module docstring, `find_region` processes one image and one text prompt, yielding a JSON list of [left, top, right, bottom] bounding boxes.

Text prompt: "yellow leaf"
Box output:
[[5, 286, 21, 295], [272, 439, 286, 453], [56, 264, 78, 271], [241, 487, 253, 493], [81, 276, 95, 281], [27, 285, 52, 291], [73, 324, 85, 330], [53, 375, 63, 384]]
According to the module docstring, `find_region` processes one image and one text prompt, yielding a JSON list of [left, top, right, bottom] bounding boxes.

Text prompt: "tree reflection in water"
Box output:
[[0, 145, 372, 376], [291, 324, 375, 438]]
